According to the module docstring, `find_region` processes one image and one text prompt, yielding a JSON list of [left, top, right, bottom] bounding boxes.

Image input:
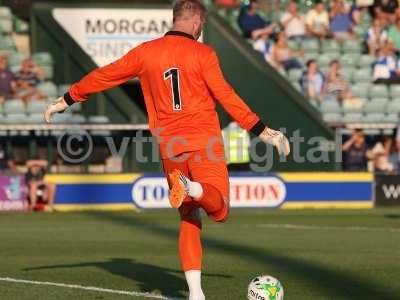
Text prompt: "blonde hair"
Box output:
[[173, 0, 207, 23]]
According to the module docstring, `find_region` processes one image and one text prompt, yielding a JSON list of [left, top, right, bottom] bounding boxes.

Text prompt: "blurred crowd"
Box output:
[[0, 54, 46, 103], [342, 127, 400, 172], [231, 0, 400, 103]]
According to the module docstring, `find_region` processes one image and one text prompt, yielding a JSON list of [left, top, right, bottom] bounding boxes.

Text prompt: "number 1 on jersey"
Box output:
[[164, 68, 182, 111]]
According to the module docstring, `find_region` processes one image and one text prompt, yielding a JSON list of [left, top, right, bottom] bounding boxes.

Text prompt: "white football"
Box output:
[[247, 275, 284, 300]]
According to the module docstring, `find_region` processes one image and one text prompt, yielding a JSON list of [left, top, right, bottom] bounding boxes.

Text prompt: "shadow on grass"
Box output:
[[74, 211, 398, 300], [23, 258, 231, 298], [385, 214, 400, 219]]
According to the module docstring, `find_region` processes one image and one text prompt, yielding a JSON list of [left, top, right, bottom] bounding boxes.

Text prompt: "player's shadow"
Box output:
[[84, 211, 399, 300], [23, 258, 230, 298]]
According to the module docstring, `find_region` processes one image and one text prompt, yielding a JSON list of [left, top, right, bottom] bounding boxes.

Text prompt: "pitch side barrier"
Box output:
[[0, 172, 376, 212], [205, 12, 336, 171]]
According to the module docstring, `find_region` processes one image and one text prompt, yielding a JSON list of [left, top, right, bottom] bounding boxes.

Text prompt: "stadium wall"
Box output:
[[36, 172, 373, 211]]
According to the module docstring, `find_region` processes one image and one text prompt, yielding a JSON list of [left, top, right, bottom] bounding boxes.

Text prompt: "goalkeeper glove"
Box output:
[[259, 127, 290, 156], [44, 97, 69, 123]]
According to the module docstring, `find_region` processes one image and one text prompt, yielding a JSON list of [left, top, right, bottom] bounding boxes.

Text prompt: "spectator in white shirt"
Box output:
[[366, 18, 388, 55], [300, 59, 325, 101], [306, 0, 330, 38], [280, 1, 307, 39], [373, 42, 400, 83]]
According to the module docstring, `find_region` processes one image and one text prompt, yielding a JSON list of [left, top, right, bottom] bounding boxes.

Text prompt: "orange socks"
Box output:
[[179, 218, 202, 271]]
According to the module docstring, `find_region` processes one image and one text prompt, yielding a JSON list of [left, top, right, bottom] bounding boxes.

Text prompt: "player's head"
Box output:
[[173, 0, 207, 40]]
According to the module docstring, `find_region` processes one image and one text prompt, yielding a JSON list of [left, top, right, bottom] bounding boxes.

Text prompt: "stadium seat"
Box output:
[[351, 83, 370, 99], [88, 115, 110, 123], [342, 113, 363, 123], [323, 113, 342, 123], [26, 113, 44, 123], [0, 35, 15, 50], [68, 114, 86, 123], [320, 101, 341, 113], [3, 113, 27, 123], [341, 67, 354, 81], [364, 101, 386, 113], [37, 81, 58, 98], [52, 112, 71, 123], [41, 66, 54, 80], [340, 53, 360, 68], [32, 52, 53, 66], [342, 40, 361, 53], [0, 19, 13, 34], [369, 85, 389, 99], [352, 69, 372, 83], [13, 16, 29, 34], [318, 53, 338, 67], [363, 113, 384, 123], [386, 101, 400, 113], [288, 68, 303, 82], [321, 40, 340, 53], [58, 84, 71, 96], [291, 82, 302, 91], [8, 52, 27, 68], [301, 39, 319, 52], [27, 100, 47, 114], [4, 99, 25, 114], [389, 85, 400, 98], [384, 113, 398, 123], [358, 55, 375, 68]]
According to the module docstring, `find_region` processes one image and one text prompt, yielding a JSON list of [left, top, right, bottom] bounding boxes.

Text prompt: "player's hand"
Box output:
[[259, 127, 290, 156], [44, 97, 69, 123]]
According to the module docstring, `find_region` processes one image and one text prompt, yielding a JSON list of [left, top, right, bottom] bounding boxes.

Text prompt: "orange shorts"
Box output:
[[162, 148, 230, 206]]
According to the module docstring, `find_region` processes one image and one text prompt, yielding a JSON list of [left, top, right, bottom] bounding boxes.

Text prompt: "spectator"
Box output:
[[389, 138, 400, 172], [238, 0, 273, 40], [14, 58, 44, 102], [280, 1, 307, 40], [366, 18, 388, 55], [253, 37, 273, 64], [270, 32, 303, 72], [367, 139, 394, 172], [300, 59, 325, 101], [25, 159, 56, 212], [371, 0, 398, 25], [388, 18, 400, 52], [323, 60, 352, 102], [342, 129, 368, 171], [306, 0, 330, 39], [373, 42, 400, 83], [0, 55, 16, 103], [0, 143, 16, 175], [330, 0, 354, 41]]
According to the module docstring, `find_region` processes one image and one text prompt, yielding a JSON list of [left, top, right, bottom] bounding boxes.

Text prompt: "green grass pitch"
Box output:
[[0, 208, 400, 300]]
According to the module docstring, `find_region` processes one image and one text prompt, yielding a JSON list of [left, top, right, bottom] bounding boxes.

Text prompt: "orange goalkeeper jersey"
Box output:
[[64, 31, 265, 158]]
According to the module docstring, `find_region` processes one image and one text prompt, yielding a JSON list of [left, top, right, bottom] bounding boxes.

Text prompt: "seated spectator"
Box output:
[[373, 42, 400, 83], [253, 37, 273, 64], [0, 55, 16, 103], [371, 0, 398, 26], [342, 129, 368, 171], [270, 32, 303, 72], [299, 59, 325, 101], [15, 58, 45, 102], [366, 18, 388, 55], [0, 143, 16, 175], [367, 140, 394, 172], [330, 0, 355, 41], [388, 18, 400, 52], [280, 1, 307, 39], [306, 0, 330, 39], [323, 60, 352, 102], [389, 138, 400, 172], [238, 0, 273, 40], [25, 159, 56, 212]]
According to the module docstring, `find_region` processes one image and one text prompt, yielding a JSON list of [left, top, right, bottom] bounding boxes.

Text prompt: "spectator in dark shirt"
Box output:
[[0, 55, 16, 103], [15, 58, 44, 102], [0, 144, 15, 174], [371, 0, 398, 25], [25, 159, 56, 212], [343, 129, 368, 171], [238, 0, 273, 40]]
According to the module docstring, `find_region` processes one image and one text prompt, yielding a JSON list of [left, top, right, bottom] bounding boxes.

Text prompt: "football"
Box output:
[[247, 275, 284, 300]]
